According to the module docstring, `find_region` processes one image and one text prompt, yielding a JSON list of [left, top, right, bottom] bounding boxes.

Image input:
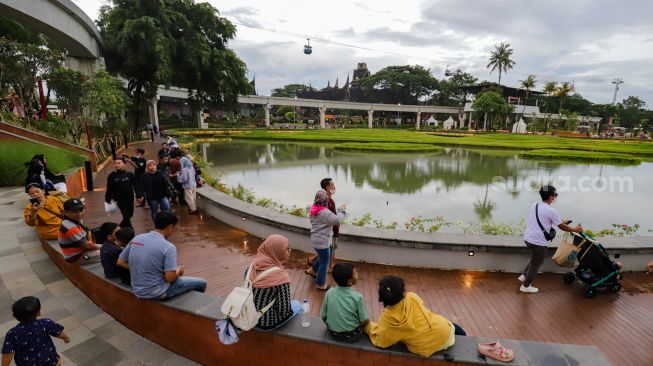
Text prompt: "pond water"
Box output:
[[200, 140, 653, 234]]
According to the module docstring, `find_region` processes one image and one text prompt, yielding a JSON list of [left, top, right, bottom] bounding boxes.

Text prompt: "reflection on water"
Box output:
[[203, 140, 653, 233]]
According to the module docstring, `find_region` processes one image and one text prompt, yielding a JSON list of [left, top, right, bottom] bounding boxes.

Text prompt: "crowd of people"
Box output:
[[7, 144, 653, 365]]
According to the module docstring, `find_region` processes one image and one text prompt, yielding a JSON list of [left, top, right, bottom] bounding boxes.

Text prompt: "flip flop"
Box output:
[[304, 270, 316, 278], [478, 341, 514, 363], [316, 285, 331, 291]]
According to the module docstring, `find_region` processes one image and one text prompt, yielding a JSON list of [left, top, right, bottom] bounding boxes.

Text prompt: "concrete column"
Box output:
[[198, 111, 208, 129], [148, 96, 160, 130], [264, 104, 271, 127], [416, 111, 422, 130], [319, 106, 326, 128], [367, 110, 374, 129]]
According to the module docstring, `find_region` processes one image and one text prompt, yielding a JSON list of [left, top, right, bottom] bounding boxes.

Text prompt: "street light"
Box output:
[[294, 96, 297, 124], [397, 103, 401, 124]]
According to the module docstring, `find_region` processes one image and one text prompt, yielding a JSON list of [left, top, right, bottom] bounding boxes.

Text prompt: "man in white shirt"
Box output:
[[520, 185, 583, 294]]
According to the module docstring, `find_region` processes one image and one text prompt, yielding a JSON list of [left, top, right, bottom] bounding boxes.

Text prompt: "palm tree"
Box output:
[[473, 184, 496, 222], [542, 81, 558, 133], [519, 74, 536, 115], [487, 42, 516, 85], [554, 81, 575, 129]]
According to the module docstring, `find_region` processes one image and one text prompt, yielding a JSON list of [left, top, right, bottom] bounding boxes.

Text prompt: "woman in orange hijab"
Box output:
[[249, 234, 301, 330]]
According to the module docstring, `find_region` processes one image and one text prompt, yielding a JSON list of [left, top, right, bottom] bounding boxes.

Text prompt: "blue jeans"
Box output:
[[256, 300, 302, 332], [148, 197, 170, 222], [311, 247, 331, 286], [160, 276, 207, 300]]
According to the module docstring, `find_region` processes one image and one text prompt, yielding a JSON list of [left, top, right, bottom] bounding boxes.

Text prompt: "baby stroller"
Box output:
[[562, 232, 623, 298]]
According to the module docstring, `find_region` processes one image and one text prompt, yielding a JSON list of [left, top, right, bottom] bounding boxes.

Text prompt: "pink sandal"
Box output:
[[478, 341, 514, 363]]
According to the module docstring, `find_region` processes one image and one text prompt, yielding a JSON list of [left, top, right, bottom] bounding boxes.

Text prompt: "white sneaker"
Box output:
[[520, 285, 539, 293], [518, 274, 526, 283]]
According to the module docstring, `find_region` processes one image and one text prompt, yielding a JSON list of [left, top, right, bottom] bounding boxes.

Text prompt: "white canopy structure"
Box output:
[[512, 117, 528, 134], [443, 116, 455, 130], [426, 115, 439, 127]]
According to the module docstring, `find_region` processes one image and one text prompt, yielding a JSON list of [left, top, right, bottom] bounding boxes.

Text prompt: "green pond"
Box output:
[[200, 140, 653, 234]]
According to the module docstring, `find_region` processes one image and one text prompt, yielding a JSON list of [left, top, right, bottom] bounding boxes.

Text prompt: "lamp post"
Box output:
[[397, 103, 401, 125]]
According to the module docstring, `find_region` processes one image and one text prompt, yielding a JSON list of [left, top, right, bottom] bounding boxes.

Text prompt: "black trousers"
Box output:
[[117, 200, 134, 228]]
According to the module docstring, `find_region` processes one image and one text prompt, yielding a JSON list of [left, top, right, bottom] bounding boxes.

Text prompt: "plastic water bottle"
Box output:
[[301, 299, 310, 327]]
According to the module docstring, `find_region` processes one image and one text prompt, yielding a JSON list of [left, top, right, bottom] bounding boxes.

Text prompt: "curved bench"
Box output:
[[42, 239, 612, 366], [196, 186, 653, 273]]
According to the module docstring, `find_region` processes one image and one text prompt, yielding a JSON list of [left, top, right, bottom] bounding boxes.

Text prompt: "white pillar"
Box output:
[[149, 97, 160, 130], [198, 111, 208, 129], [319, 106, 326, 128], [264, 104, 271, 127], [202, 142, 209, 162], [368, 110, 374, 129], [416, 111, 421, 130]]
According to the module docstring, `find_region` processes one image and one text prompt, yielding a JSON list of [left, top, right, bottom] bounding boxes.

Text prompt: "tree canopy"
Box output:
[[98, 0, 251, 128], [361, 65, 438, 104], [487, 42, 515, 84], [271, 84, 315, 98], [431, 69, 477, 106]]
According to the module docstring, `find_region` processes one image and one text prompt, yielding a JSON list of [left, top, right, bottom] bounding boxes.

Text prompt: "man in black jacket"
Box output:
[[105, 158, 140, 228], [139, 160, 171, 222]]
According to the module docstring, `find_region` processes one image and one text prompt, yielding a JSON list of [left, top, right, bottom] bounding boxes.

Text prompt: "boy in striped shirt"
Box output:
[[58, 199, 101, 264]]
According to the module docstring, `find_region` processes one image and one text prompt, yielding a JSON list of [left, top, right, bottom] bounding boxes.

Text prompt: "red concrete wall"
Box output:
[[65, 167, 86, 198], [41, 242, 476, 366]]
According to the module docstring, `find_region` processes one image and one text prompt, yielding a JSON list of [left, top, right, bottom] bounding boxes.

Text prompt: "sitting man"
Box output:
[[117, 211, 207, 300], [58, 199, 101, 264]]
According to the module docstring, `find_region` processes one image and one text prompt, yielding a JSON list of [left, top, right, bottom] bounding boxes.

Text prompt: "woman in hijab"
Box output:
[[304, 189, 346, 290], [176, 156, 198, 214], [248, 234, 301, 330]]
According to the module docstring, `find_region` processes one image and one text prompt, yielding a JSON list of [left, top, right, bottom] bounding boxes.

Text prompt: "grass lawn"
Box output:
[[518, 149, 641, 164], [169, 128, 653, 158], [334, 142, 443, 153], [0, 141, 86, 186]]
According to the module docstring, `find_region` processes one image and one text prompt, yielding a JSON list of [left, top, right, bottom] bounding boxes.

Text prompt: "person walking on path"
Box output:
[[520, 185, 583, 293], [168, 150, 185, 206], [105, 158, 140, 228], [176, 157, 198, 214], [117, 211, 207, 300], [124, 148, 147, 207], [139, 160, 171, 222], [304, 189, 346, 291]]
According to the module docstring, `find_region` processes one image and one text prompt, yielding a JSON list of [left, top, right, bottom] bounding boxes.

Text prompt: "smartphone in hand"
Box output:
[[29, 198, 40, 206]]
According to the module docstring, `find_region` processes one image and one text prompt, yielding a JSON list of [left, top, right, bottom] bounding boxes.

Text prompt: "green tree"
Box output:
[[98, 0, 250, 130], [271, 83, 315, 98], [362, 65, 438, 104], [472, 91, 513, 130], [619, 96, 648, 129], [0, 38, 63, 120], [554, 82, 575, 129], [46, 68, 130, 144], [487, 42, 515, 85], [431, 69, 477, 106], [519, 74, 536, 115], [542, 81, 558, 132]]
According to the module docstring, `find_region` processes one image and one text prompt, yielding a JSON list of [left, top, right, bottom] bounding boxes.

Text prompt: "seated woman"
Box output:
[[248, 234, 301, 330], [23, 183, 64, 240], [32, 154, 67, 192], [364, 275, 466, 357]]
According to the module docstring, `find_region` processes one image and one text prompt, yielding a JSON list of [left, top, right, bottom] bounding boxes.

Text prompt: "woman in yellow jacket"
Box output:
[[23, 183, 64, 240], [364, 275, 466, 357]]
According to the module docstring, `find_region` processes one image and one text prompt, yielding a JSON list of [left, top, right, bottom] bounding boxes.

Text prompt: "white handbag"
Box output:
[[220, 264, 279, 331]]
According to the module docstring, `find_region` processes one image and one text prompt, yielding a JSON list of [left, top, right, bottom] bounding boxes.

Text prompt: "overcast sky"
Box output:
[[77, 0, 653, 106]]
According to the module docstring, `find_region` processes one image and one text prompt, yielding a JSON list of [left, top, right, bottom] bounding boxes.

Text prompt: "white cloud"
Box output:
[[75, 0, 653, 105]]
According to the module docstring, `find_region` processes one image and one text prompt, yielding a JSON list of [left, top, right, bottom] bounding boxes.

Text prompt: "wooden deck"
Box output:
[[80, 141, 653, 366]]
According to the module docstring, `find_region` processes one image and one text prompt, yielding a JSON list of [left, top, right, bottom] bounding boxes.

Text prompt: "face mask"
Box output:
[[330, 189, 336, 196]]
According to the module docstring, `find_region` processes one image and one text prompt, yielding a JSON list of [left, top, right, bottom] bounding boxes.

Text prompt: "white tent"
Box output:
[[512, 117, 528, 134], [426, 115, 439, 127], [443, 116, 455, 130]]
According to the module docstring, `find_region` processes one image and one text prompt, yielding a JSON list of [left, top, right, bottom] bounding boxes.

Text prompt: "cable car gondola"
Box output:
[[303, 38, 312, 55]]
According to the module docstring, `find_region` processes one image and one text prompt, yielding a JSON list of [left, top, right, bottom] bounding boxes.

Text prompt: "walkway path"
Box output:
[[0, 186, 197, 366]]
